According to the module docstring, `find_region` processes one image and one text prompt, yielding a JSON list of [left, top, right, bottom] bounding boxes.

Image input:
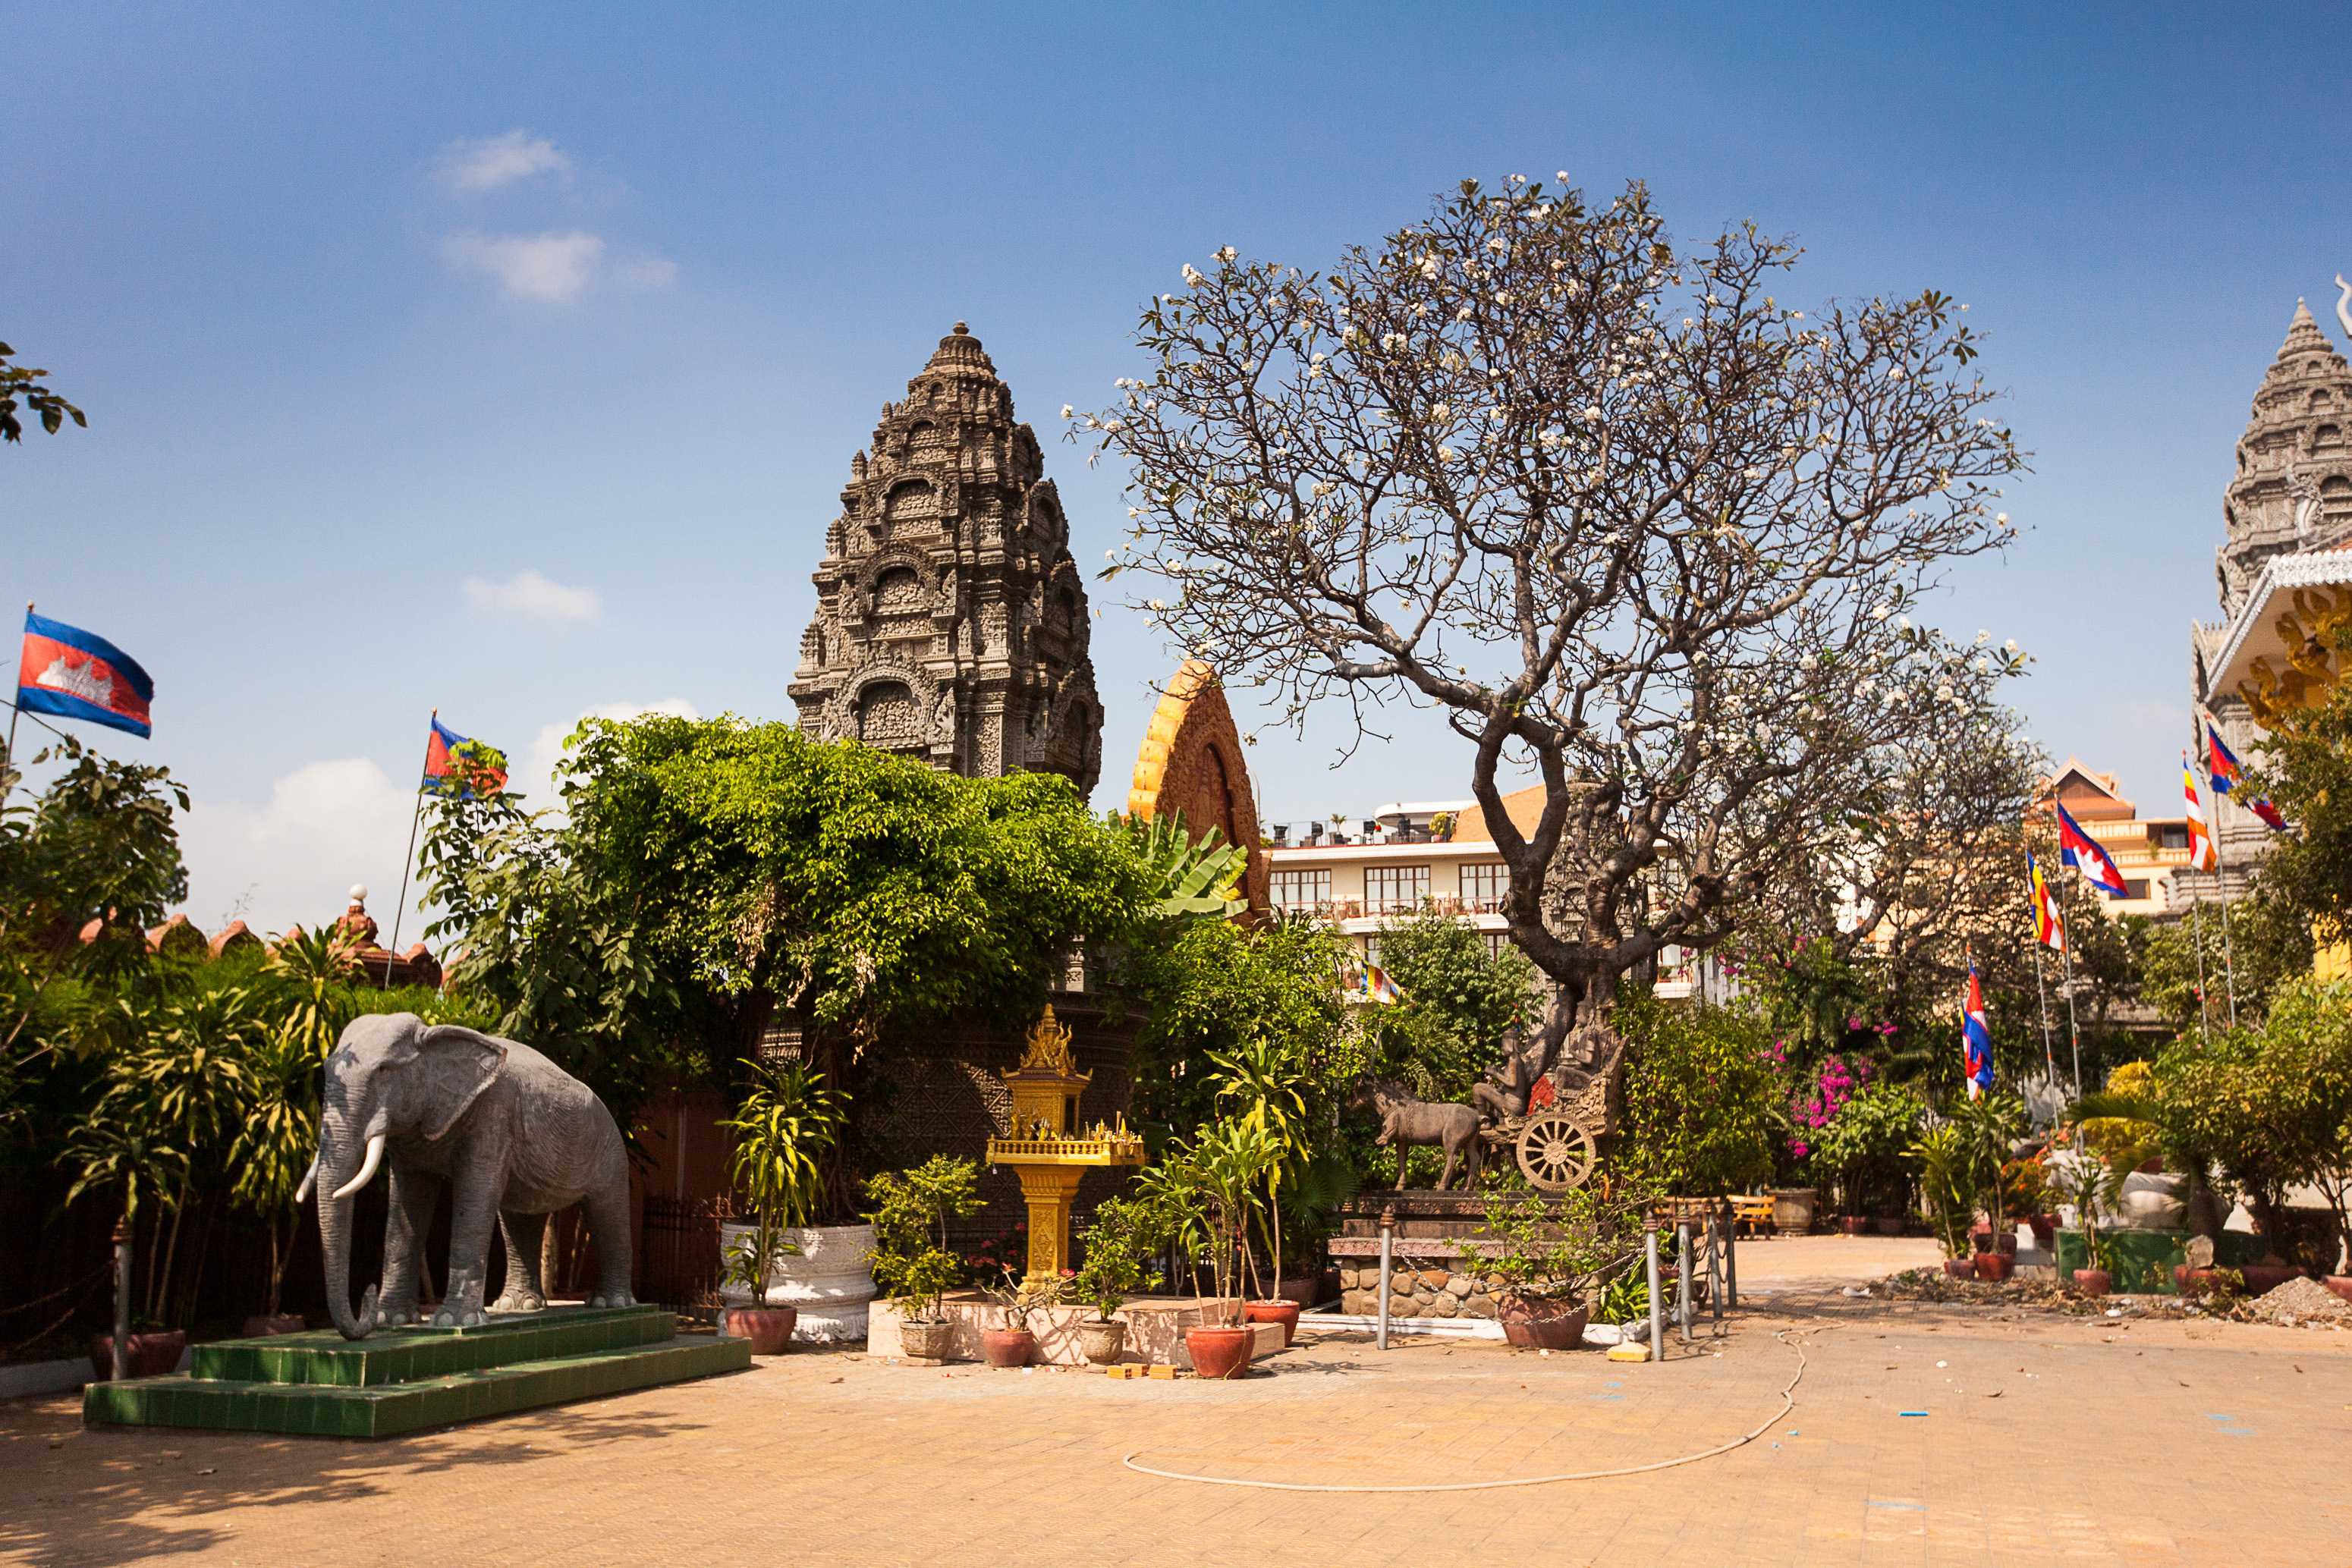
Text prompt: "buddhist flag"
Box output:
[[2206, 724, 2288, 831], [2182, 762, 2217, 872], [1962, 961, 1994, 1100], [1345, 962, 1403, 1005], [421, 717, 508, 798], [2027, 848, 2066, 954], [2056, 800, 2131, 898], [15, 610, 153, 739]]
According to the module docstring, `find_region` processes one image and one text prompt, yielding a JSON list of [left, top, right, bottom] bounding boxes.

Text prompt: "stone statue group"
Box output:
[[1346, 1021, 1609, 1192]]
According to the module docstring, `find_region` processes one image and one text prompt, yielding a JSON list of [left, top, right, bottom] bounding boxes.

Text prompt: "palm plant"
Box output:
[[1151, 1119, 1278, 1323], [1208, 1032, 1311, 1299], [718, 1060, 844, 1303]]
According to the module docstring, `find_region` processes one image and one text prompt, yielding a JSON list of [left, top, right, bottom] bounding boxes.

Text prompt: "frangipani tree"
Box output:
[[1083, 174, 2027, 1054]]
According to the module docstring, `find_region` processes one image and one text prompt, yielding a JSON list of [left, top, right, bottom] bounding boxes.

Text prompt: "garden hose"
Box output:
[[1121, 1328, 1820, 1493]]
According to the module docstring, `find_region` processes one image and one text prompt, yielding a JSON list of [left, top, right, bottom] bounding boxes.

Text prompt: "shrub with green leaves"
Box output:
[[864, 1155, 985, 1323], [1614, 995, 1777, 1197]]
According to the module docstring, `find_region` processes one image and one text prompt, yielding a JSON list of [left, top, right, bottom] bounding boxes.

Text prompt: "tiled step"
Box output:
[[84, 1333, 750, 1438], [191, 1305, 673, 1387]]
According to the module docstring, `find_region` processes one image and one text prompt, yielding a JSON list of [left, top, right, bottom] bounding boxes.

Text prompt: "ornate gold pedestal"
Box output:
[[984, 1006, 1143, 1290]]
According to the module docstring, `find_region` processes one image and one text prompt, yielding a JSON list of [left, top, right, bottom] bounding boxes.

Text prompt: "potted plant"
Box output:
[[865, 1155, 984, 1362], [1071, 1196, 1171, 1365], [1460, 1188, 1622, 1350], [1207, 1032, 1313, 1344], [716, 1061, 842, 1353], [1148, 1119, 1275, 1378]]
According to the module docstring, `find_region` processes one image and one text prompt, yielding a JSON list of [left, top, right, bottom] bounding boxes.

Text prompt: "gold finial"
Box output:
[[1018, 1004, 1078, 1076]]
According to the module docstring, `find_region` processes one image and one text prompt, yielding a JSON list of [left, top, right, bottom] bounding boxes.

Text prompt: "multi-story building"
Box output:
[[1262, 789, 1530, 963]]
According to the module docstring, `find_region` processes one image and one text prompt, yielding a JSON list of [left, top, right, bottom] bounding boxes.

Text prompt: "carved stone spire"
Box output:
[[2215, 300, 2352, 617], [788, 325, 1105, 795]]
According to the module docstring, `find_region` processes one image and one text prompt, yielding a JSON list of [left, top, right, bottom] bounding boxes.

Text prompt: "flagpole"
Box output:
[[2029, 888, 2058, 1103], [2212, 802, 2240, 1032], [2190, 897, 2212, 1047], [381, 711, 435, 991], [2055, 876, 2084, 1101], [5, 603, 29, 785]]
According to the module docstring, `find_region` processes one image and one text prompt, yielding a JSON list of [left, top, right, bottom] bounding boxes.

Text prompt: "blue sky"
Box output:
[[5, 4, 2349, 935]]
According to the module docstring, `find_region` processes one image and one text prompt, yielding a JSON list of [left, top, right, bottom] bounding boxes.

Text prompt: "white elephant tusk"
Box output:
[[294, 1153, 320, 1205], [2338, 275, 2352, 342], [330, 1134, 386, 1201]]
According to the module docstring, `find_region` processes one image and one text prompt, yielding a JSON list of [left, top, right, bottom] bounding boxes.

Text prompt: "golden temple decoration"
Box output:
[[1015, 1004, 1078, 1078]]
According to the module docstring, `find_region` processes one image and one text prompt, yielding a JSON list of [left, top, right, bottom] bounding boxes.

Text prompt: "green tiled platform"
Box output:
[[83, 1306, 750, 1438]]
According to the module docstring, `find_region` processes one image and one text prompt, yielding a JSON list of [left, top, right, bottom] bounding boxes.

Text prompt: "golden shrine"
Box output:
[[984, 1005, 1143, 1290]]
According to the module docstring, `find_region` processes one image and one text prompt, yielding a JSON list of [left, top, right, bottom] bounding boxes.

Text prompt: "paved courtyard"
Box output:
[[6, 1237, 2351, 1566]]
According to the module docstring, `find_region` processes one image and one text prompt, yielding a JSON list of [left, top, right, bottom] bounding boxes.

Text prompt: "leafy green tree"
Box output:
[[424, 715, 1154, 1210], [1118, 914, 1355, 1149], [2137, 886, 2311, 1032], [1614, 995, 1776, 1196], [0, 341, 85, 444], [863, 1155, 985, 1321], [1808, 1083, 1926, 1216], [2244, 655, 2352, 941], [1369, 909, 1535, 1101]]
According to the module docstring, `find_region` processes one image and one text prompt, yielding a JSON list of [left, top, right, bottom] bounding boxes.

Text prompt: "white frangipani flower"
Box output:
[[1061, 404, 1074, 418], [1456, 307, 1474, 322], [1181, 264, 1204, 286]]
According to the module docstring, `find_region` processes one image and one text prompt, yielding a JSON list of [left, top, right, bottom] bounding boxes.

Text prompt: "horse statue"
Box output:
[[1345, 1076, 1483, 1191]]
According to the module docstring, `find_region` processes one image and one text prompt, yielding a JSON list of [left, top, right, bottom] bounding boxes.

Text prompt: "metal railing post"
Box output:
[[1709, 1211, 1724, 1328], [1677, 1219, 1693, 1343], [1377, 1203, 1395, 1352], [112, 1214, 132, 1383], [1721, 1199, 1738, 1310], [1644, 1215, 1663, 1362]]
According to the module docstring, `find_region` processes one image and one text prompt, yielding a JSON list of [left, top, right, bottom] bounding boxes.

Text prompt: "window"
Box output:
[[1483, 932, 1513, 961], [2159, 826, 2188, 850], [2111, 879, 2150, 900], [1460, 862, 1509, 910], [1361, 935, 1382, 967], [1363, 864, 1430, 913], [1269, 868, 1330, 913]]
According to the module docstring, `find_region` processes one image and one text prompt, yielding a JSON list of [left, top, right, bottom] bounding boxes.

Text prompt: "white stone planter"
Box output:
[[717, 1221, 878, 1342]]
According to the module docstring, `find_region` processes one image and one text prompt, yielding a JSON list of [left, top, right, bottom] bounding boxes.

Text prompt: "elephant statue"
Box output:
[[297, 1012, 636, 1340]]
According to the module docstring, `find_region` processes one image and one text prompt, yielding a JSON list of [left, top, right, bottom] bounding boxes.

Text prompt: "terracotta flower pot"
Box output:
[[2324, 1277, 2352, 1305], [241, 1314, 306, 1338], [90, 1329, 187, 1381], [2072, 1268, 2111, 1296], [1244, 1299, 1301, 1346], [1973, 1251, 2014, 1282], [1499, 1300, 1590, 1350], [2237, 1265, 2306, 1295], [2029, 1214, 2058, 1250], [1875, 1215, 1907, 1236], [899, 1319, 954, 1361], [1077, 1318, 1127, 1366], [1839, 1216, 1869, 1236], [723, 1306, 799, 1354], [1941, 1259, 1973, 1278], [1185, 1324, 1255, 1379], [980, 1328, 1035, 1368]]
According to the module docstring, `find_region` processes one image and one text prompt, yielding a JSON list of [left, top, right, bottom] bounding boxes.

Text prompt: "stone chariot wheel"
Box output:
[[1516, 1110, 1596, 1194]]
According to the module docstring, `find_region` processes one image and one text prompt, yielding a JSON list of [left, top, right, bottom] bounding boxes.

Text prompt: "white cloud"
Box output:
[[616, 257, 678, 291], [462, 569, 602, 623], [520, 700, 702, 805], [437, 130, 573, 192], [179, 759, 417, 939], [444, 231, 605, 305]]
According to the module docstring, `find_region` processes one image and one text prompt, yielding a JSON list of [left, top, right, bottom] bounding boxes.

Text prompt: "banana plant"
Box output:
[[1121, 809, 1248, 922]]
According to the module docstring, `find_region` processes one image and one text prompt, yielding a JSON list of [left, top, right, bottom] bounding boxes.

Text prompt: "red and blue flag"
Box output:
[[422, 718, 508, 798], [2055, 800, 2131, 898], [15, 611, 153, 739], [1962, 961, 1994, 1099], [2206, 724, 2288, 831]]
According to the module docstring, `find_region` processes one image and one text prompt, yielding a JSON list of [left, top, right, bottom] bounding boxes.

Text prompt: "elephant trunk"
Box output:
[[317, 1143, 379, 1340]]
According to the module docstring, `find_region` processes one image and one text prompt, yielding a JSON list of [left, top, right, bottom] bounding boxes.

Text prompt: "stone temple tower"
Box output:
[[788, 324, 1105, 797], [2210, 300, 2352, 619]]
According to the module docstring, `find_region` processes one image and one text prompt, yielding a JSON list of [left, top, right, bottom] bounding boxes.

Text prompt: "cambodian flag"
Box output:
[[15, 611, 153, 738], [422, 717, 508, 798], [2206, 725, 2288, 831], [2027, 848, 2066, 954], [2055, 800, 2131, 898], [1962, 962, 1994, 1100]]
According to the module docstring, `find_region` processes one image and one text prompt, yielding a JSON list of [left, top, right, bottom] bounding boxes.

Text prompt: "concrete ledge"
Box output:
[[0, 1356, 96, 1400], [1306, 1313, 1504, 1340]]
